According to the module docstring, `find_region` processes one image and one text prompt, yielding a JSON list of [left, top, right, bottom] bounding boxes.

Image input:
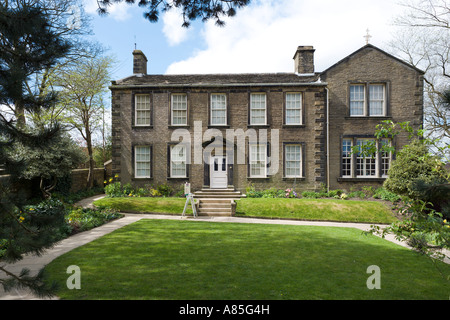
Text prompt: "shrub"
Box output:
[[301, 191, 321, 199], [157, 184, 173, 197], [105, 181, 123, 197], [383, 139, 447, 199], [66, 206, 122, 234], [373, 187, 401, 203]]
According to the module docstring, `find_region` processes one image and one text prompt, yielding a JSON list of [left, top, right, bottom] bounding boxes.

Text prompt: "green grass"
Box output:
[[94, 197, 193, 215], [236, 198, 397, 223], [94, 197, 396, 224], [45, 219, 450, 300]]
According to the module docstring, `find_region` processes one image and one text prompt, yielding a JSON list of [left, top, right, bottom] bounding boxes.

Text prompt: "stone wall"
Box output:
[[321, 45, 424, 191], [70, 168, 106, 193], [111, 85, 327, 192]]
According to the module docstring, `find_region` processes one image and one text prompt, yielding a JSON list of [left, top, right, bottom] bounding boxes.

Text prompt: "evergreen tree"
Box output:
[[0, 1, 71, 297]]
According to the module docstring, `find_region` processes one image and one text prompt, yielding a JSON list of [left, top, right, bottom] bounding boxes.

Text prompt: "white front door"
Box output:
[[210, 156, 227, 188]]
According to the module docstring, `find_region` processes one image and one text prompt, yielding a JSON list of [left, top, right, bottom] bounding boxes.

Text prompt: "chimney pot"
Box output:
[[293, 46, 315, 74], [133, 50, 148, 75]]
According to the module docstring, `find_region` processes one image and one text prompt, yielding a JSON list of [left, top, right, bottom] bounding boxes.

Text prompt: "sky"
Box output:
[[81, 0, 407, 81]]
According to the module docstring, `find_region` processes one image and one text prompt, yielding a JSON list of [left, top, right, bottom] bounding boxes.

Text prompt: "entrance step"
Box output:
[[193, 188, 243, 216]]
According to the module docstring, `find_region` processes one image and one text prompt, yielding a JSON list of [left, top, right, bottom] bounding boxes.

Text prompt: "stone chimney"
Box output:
[[293, 46, 315, 74], [133, 50, 148, 75]]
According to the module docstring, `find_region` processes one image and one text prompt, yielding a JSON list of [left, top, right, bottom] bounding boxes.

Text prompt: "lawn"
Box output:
[[45, 219, 450, 300], [93, 197, 397, 224]]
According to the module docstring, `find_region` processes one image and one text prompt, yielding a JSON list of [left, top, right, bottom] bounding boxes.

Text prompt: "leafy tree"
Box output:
[[95, 0, 250, 26], [51, 55, 114, 189], [383, 139, 447, 199], [9, 133, 87, 198], [366, 120, 450, 267], [390, 0, 450, 156], [0, 0, 72, 297], [1, 0, 101, 127]]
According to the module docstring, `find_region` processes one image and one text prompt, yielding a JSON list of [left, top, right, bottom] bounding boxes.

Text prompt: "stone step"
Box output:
[[197, 211, 233, 217]]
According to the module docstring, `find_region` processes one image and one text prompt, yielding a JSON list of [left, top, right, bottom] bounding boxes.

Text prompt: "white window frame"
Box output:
[[285, 93, 302, 125], [368, 84, 386, 116], [380, 139, 391, 177], [250, 93, 267, 125], [249, 144, 267, 178], [342, 139, 353, 178], [171, 94, 187, 126], [210, 93, 227, 126], [349, 84, 365, 116], [355, 139, 377, 177], [284, 144, 302, 178], [170, 144, 187, 178], [134, 146, 151, 178], [349, 83, 387, 117], [135, 94, 151, 126]]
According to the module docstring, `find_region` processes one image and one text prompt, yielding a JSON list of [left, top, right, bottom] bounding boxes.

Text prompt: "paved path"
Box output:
[[0, 194, 448, 300]]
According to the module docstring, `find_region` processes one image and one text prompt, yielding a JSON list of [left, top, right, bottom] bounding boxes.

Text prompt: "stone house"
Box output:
[[110, 44, 424, 197]]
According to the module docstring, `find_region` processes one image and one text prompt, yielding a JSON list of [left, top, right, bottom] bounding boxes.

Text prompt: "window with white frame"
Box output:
[[171, 94, 187, 125], [342, 139, 352, 177], [135, 94, 151, 126], [210, 94, 227, 125], [349, 83, 386, 116], [369, 84, 385, 116], [250, 93, 267, 125], [135, 146, 151, 178], [285, 93, 302, 125], [285, 144, 302, 177], [249, 144, 267, 178], [349, 85, 365, 116], [380, 139, 391, 177], [170, 145, 187, 177], [356, 139, 377, 177]]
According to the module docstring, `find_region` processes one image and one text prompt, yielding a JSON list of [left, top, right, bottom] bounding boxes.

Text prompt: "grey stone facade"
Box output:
[[110, 44, 424, 193]]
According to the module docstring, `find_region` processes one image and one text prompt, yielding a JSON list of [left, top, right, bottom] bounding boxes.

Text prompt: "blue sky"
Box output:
[[82, 0, 407, 81]]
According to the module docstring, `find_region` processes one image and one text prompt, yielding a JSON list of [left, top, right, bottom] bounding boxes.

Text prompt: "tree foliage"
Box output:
[[0, 1, 72, 297], [367, 120, 450, 267], [96, 0, 250, 26], [390, 0, 450, 155], [51, 55, 114, 189], [9, 133, 87, 198]]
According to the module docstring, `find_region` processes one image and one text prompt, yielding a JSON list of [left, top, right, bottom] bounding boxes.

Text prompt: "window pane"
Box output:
[[285, 144, 301, 177], [342, 139, 352, 177], [135, 146, 151, 178], [135, 95, 151, 125], [171, 145, 187, 177], [356, 139, 376, 177], [211, 94, 227, 125], [381, 139, 391, 177], [250, 94, 266, 125], [171, 94, 187, 125], [369, 85, 385, 116], [350, 85, 365, 116], [286, 93, 302, 125], [249, 145, 266, 177]]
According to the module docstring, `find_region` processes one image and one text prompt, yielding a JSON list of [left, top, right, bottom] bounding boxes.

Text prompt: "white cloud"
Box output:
[[83, 0, 132, 21], [165, 0, 405, 74], [162, 8, 191, 46]]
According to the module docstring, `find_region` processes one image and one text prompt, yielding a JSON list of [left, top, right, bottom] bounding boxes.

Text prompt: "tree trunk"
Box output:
[[86, 128, 95, 190]]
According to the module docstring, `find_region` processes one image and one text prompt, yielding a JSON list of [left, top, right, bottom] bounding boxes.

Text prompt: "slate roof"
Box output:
[[111, 72, 324, 88]]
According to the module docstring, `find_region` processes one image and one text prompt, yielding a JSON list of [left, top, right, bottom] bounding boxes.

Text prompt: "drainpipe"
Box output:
[[326, 88, 330, 193]]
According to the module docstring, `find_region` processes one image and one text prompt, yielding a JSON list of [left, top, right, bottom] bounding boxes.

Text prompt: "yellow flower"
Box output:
[[109, 178, 113, 182], [19, 216, 25, 223], [114, 174, 119, 178], [444, 219, 447, 224], [29, 208, 34, 211]]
